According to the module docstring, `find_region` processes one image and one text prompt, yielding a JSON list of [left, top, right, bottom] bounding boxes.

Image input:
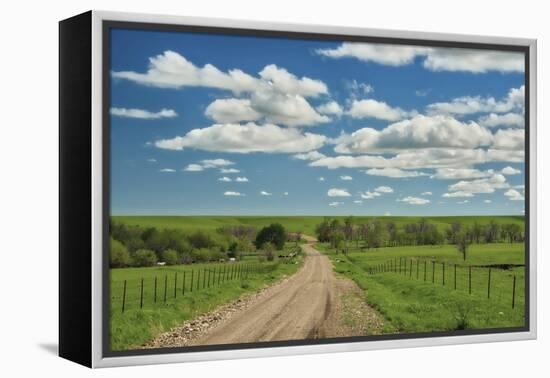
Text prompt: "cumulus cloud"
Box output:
[[218, 176, 232, 182], [183, 164, 204, 172], [478, 113, 524, 128], [340, 175, 353, 181], [398, 196, 430, 205], [427, 86, 524, 116], [360, 191, 381, 199], [111, 107, 177, 119], [329, 201, 344, 207], [293, 151, 327, 161], [159, 168, 176, 173], [260, 191, 272, 196], [235, 177, 249, 182], [224, 191, 244, 196], [201, 159, 234, 168], [318, 177, 325, 182], [504, 189, 524, 201], [147, 158, 157, 163], [112, 51, 328, 96], [316, 43, 524, 73], [220, 168, 240, 174], [484, 199, 492, 203], [328, 188, 351, 197], [375, 186, 394, 193], [501, 166, 521, 175], [347, 99, 415, 121], [155, 123, 326, 153], [447, 173, 509, 196], [431, 168, 494, 180], [421, 191, 433, 196], [316, 101, 344, 116], [492, 129, 524, 151], [365, 168, 428, 178], [442, 191, 475, 198], [204, 99, 261, 123], [333, 115, 492, 154]]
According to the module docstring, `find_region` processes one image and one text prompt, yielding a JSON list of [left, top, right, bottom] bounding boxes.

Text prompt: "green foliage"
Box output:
[[161, 249, 178, 265], [255, 223, 286, 250], [130, 249, 158, 267], [262, 242, 276, 261], [110, 237, 130, 268]]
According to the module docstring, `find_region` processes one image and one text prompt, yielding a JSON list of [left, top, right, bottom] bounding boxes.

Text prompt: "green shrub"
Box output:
[[130, 249, 158, 267], [110, 237, 130, 268], [161, 249, 178, 265], [255, 223, 286, 250]]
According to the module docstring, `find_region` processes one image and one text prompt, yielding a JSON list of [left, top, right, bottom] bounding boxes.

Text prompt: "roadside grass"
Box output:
[[319, 244, 525, 333], [112, 215, 524, 237], [110, 254, 303, 351]]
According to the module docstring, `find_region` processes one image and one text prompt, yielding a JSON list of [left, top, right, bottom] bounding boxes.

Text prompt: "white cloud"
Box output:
[[457, 200, 470, 204], [448, 173, 509, 195], [492, 129, 524, 151], [415, 89, 430, 97], [442, 191, 475, 198], [183, 164, 204, 172], [316, 101, 343, 116], [155, 123, 326, 153], [427, 86, 524, 116], [333, 115, 492, 154], [110, 107, 177, 119], [375, 186, 394, 193], [361, 191, 381, 199], [224, 191, 244, 196], [284, 192, 289, 196], [478, 113, 524, 128], [112, 51, 328, 97], [220, 168, 240, 174], [328, 188, 351, 197], [431, 168, 494, 180], [484, 199, 492, 203], [201, 159, 234, 168], [346, 80, 375, 97], [235, 177, 249, 182], [316, 43, 524, 73], [347, 99, 415, 121], [421, 191, 433, 196], [398, 196, 430, 205], [293, 151, 327, 161], [354, 200, 363, 204], [504, 189, 524, 201], [218, 176, 232, 182], [204, 99, 261, 123], [329, 201, 344, 207], [159, 168, 176, 173], [340, 175, 353, 181], [147, 158, 157, 163], [260, 191, 272, 196], [501, 166, 521, 175], [365, 168, 428, 178], [318, 177, 325, 182]]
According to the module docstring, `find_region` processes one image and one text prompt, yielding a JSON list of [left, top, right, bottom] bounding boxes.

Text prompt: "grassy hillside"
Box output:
[[112, 215, 525, 236]]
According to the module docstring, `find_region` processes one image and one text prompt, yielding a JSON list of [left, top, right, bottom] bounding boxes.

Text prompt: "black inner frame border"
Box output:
[[102, 19, 531, 358]]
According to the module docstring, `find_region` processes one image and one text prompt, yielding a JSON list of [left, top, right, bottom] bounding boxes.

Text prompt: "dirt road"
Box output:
[[145, 238, 384, 348]]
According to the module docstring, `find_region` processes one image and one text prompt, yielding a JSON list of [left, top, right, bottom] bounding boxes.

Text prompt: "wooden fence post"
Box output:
[[432, 261, 435, 283], [512, 275, 517, 308], [122, 280, 127, 313], [416, 260, 419, 279], [409, 259, 412, 277], [203, 268, 207, 289], [190, 270, 194, 292], [487, 268, 492, 299], [174, 272, 178, 298], [154, 276, 157, 303], [424, 260, 427, 281], [163, 274, 168, 303], [182, 271, 186, 295], [197, 269, 200, 291], [140, 278, 144, 309], [468, 266, 472, 294], [442, 262, 445, 286]]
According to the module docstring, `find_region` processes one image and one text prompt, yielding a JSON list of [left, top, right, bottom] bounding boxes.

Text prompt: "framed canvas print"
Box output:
[[59, 10, 537, 368]]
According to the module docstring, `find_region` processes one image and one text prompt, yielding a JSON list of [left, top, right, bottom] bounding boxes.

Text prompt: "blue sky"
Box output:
[[109, 28, 526, 216]]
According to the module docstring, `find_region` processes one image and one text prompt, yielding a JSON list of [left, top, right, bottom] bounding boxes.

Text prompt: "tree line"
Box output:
[[109, 220, 289, 268], [315, 217, 524, 257]]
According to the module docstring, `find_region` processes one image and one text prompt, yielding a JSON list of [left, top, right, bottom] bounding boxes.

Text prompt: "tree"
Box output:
[[315, 218, 332, 242], [255, 223, 286, 250], [455, 230, 471, 261], [262, 242, 276, 261], [110, 237, 130, 268], [131, 249, 158, 267], [161, 249, 178, 265]]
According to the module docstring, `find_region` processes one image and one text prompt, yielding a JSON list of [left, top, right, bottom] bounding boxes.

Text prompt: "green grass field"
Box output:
[[317, 242, 526, 333], [113, 215, 524, 236], [110, 252, 303, 351]]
